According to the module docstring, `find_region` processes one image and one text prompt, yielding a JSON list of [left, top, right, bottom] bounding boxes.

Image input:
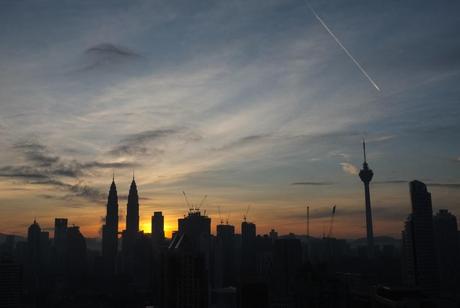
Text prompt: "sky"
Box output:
[[0, 0, 459, 239]]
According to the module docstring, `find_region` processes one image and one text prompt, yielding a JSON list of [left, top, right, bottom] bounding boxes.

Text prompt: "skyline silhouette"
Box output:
[[1, 0, 460, 240], [1, 1, 459, 306]]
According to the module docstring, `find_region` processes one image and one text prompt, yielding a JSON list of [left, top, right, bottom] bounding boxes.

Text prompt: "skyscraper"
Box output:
[[0, 256, 22, 308], [126, 176, 139, 236], [54, 218, 68, 275], [102, 177, 118, 276], [433, 209, 459, 298], [241, 220, 257, 276], [151, 211, 165, 245], [27, 220, 41, 265], [216, 223, 236, 287], [402, 180, 438, 295], [358, 140, 374, 257], [123, 176, 139, 255]]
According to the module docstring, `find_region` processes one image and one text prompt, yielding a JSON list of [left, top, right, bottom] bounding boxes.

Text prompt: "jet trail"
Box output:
[[306, 2, 381, 91]]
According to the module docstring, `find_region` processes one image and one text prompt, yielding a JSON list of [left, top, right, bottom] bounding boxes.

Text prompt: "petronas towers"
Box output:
[[101, 175, 140, 276]]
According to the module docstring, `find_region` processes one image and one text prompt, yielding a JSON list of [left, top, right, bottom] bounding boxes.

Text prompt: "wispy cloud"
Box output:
[[340, 162, 359, 176], [374, 180, 407, 184], [0, 140, 136, 201], [291, 182, 334, 186], [427, 183, 460, 189]]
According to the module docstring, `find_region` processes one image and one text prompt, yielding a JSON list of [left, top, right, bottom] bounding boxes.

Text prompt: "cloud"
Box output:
[[79, 43, 142, 71], [31, 178, 104, 202], [109, 128, 200, 157], [427, 183, 460, 189], [0, 140, 136, 201], [291, 182, 334, 186], [214, 134, 271, 152], [374, 180, 407, 184], [340, 162, 359, 175]]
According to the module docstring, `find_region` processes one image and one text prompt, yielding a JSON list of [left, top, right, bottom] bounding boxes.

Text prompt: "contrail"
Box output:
[[306, 2, 381, 91]]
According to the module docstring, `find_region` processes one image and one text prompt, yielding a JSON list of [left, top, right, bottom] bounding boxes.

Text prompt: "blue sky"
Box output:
[[0, 0, 459, 237]]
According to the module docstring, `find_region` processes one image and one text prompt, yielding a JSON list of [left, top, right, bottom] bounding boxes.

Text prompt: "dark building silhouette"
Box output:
[[102, 177, 118, 276], [215, 223, 236, 288], [66, 226, 87, 286], [271, 238, 302, 305], [123, 176, 140, 256], [27, 220, 41, 267], [162, 209, 211, 308], [433, 209, 459, 299], [0, 256, 22, 308], [402, 180, 439, 296], [54, 218, 68, 275], [241, 220, 257, 277], [178, 209, 211, 245], [151, 211, 165, 246], [358, 140, 375, 257]]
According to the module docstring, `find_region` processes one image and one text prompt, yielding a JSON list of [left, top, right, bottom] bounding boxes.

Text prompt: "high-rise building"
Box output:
[[161, 210, 212, 308], [126, 176, 139, 235], [241, 221, 257, 276], [27, 220, 41, 265], [66, 226, 87, 285], [54, 218, 68, 275], [358, 140, 375, 257], [123, 176, 139, 255], [0, 256, 22, 308], [178, 209, 211, 247], [401, 180, 438, 295], [151, 211, 165, 245], [215, 223, 236, 287], [102, 177, 119, 276], [433, 209, 459, 298], [54, 218, 68, 252], [272, 238, 302, 305]]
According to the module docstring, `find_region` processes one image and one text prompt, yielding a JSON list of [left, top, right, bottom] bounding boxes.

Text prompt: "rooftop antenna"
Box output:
[[226, 213, 230, 225], [306, 203, 310, 238], [112, 170, 115, 182]]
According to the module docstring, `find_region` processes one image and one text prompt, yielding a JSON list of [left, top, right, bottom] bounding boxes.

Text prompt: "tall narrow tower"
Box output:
[[102, 175, 118, 275], [359, 139, 374, 257], [126, 175, 139, 236]]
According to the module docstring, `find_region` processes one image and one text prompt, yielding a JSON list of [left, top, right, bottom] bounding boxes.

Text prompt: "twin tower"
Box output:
[[101, 176, 139, 273]]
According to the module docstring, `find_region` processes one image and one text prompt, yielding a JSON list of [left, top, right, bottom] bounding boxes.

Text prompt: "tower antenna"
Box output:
[[362, 138, 367, 163]]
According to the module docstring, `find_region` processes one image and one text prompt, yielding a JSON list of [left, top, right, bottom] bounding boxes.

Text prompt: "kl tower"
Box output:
[[359, 139, 375, 257]]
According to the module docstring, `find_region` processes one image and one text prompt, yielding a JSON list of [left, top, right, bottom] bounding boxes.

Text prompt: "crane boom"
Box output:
[[328, 205, 336, 238]]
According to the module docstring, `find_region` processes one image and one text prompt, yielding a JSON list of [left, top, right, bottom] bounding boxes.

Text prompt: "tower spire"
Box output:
[[362, 138, 367, 163], [359, 140, 374, 258]]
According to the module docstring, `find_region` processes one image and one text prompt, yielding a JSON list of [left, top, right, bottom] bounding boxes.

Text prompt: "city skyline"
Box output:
[[1, 0, 460, 239]]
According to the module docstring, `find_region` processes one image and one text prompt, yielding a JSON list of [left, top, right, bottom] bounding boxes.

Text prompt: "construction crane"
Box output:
[[218, 206, 223, 224], [243, 205, 251, 222], [327, 205, 336, 238], [197, 195, 207, 210], [182, 191, 192, 212]]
